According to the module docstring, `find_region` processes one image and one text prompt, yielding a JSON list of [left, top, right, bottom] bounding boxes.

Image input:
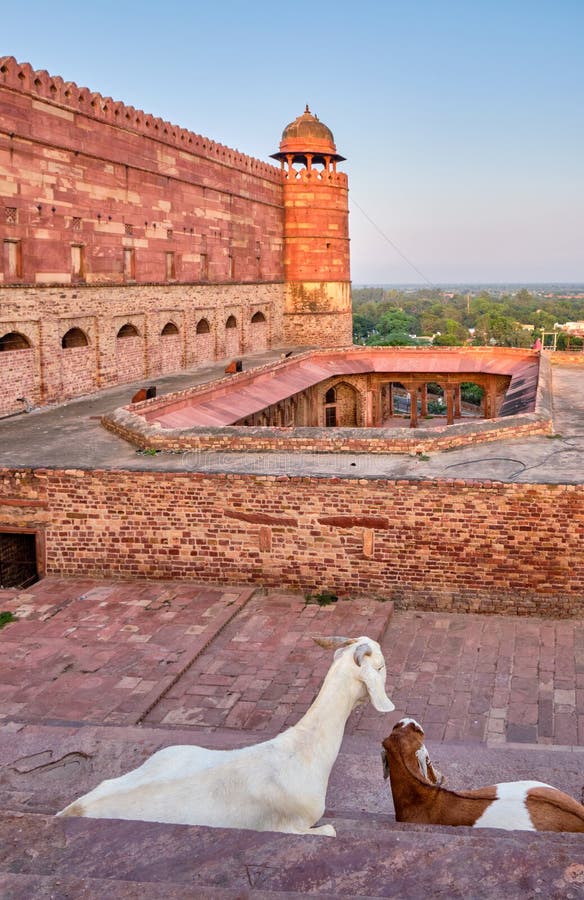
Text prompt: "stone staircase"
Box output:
[[2, 807, 584, 899], [2, 725, 584, 898]]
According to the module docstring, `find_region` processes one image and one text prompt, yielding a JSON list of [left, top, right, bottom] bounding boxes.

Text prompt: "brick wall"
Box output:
[[158, 333, 183, 375], [60, 346, 97, 399], [0, 283, 283, 407], [1, 467, 582, 616], [0, 347, 36, 415]]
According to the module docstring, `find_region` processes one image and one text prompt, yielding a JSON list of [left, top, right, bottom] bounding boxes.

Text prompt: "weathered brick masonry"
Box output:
[[2, 467, 582, 616], [0, 282, 283, 413]]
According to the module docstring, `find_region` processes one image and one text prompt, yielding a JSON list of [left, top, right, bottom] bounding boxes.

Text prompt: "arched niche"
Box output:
[[196, 318, 210, 334], [61, 327, 89, 348], [0, 331, 31, 351], [161, 321, 179, 336], [117, 323, 139, 338]]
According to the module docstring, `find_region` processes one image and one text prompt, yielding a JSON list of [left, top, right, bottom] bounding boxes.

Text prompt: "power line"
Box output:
[[350, 196, 436, 288]]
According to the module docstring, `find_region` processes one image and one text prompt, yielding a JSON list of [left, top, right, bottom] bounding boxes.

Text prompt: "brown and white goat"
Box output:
[[381, 718, 584, 832]]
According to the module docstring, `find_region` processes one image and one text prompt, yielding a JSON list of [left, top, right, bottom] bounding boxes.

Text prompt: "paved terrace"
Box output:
[[1, 579, 584, 897], [0, 347, 583, 482]]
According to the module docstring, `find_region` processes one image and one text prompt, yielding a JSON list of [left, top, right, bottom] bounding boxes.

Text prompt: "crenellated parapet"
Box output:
[[0, 56, 280, 182]]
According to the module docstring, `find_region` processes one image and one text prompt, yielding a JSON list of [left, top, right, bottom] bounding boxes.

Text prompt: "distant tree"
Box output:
[[475, 311, 527, 346], [514, 288, 534, 306], [366, 332, 416, 347], [461, 382, 484, 405], [353, 311, 377, 343], [532, 310, 556, 332], [433, 332, 463, 347], [443, 319, 469, 342], [377, 309, 415, 335], [351, 287, 584, 351], [420, 313, 443, 335]]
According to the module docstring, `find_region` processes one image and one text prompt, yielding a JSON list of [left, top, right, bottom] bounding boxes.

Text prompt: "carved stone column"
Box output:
[[365, 388, 376, 427], [445, 387, 455, 425], [485, 381, 498, 418], [420, 384, 428, 418], [407, 384, 419, 428], [454, 385, 461, 418]]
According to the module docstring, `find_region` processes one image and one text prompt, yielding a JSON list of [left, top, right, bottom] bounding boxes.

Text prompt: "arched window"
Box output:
[[61, 327, 89, 348], [196, 318, 210, 334], [0, 331, 31, 351], [325, 387, 336, 404], [161, 321, 179, 336], [117, 323, 139, 338], [225, 315, 237, 329], [251, 311, 266, 324]]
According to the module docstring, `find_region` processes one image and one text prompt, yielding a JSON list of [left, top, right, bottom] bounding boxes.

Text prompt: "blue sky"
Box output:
[[3, 0, 583, 284]]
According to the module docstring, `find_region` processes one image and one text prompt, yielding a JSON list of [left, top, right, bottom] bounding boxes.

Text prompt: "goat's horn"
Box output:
[[312, 636, 357, 650], [353, 643, 373, 666]]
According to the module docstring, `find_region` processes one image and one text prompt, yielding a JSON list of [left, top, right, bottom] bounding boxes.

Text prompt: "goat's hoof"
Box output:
[[312, 823, 336, 837]]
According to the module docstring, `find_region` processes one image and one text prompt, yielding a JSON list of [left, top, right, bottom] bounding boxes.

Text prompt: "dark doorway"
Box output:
[[0, 532, 39, 588]]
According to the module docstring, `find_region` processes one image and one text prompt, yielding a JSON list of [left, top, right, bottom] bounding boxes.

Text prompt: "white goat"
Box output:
[[382, 718, 584, 832], [57, 635, 394, 836]]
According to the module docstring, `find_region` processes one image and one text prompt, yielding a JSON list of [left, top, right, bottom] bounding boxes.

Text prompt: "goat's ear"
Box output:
[[313, 636, 356, 650], [426, 756, 445, 786], [353, 643, 373, 667], [359, 658, 395, 712], [381, 749, 390, 780]]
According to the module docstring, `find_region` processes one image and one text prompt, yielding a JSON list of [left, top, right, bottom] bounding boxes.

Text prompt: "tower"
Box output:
[[272, 107, 352, 347]]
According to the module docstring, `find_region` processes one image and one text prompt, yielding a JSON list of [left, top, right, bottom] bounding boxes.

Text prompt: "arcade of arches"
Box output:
[[0, 308, 271, 417], [236, 372, 507, 429]]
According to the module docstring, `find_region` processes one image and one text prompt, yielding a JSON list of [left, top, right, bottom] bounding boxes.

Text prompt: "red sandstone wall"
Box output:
[[0, 57, 355, 410], [1, 467, 582, 616], [283, 171, 350, 284], [0, 58, 284, 286], [282, 167, 352, 347]]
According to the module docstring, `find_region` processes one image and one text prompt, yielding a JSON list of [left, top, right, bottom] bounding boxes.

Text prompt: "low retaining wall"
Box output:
[[102, 349, 553, 454], [102, 414, 550, 454], [1, 466, 582, 617]]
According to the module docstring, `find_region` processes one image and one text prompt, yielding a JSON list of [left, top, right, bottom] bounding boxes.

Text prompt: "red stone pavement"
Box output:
[[1, 577, 582, 747], [3, 578, 584, 898], [373, 610, 584, 746]]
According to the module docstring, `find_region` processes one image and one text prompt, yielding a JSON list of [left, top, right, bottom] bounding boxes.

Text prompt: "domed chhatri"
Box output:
[[271, 106, 352, 348], [272, 105, 345, 165]]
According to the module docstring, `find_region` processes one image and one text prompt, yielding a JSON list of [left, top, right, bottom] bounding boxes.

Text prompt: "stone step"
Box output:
[[3, 722, 584, 897], [3, 721, 584, 820], [1, 809, 584, 899]]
